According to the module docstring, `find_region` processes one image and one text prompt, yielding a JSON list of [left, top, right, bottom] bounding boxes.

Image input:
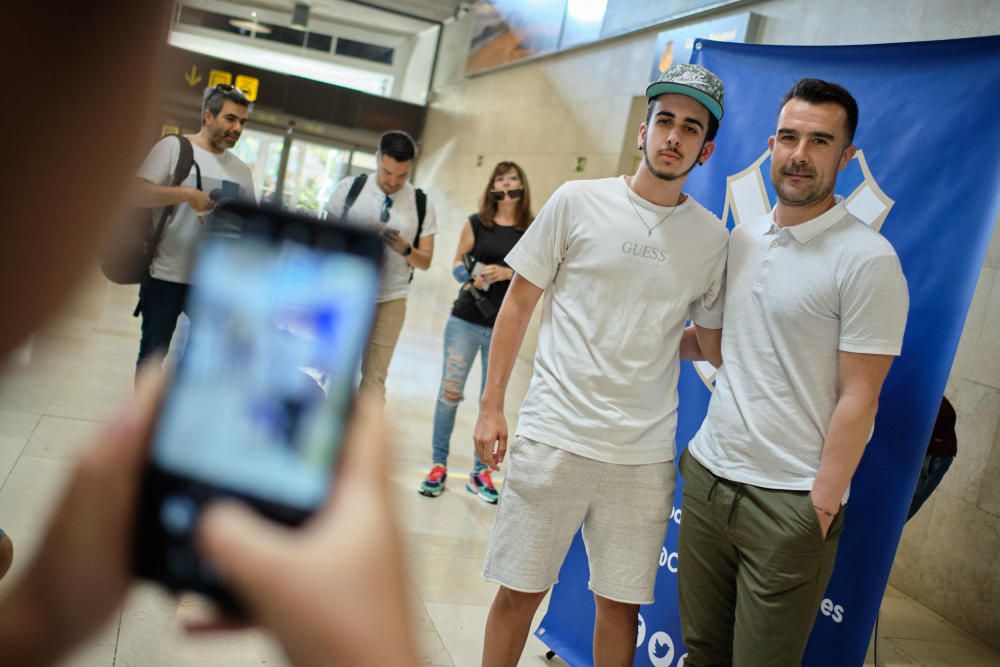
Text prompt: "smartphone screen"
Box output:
[[135, 205, 382, 609]]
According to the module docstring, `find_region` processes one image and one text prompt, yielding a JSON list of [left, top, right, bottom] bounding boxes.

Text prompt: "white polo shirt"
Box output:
[[689, 201, 909, 493], [508, 176, 728, 465]]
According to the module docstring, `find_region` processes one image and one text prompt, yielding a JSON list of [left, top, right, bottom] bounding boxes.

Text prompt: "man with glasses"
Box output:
[[132, 84, 256, 370], [324, 130, 437, 399]]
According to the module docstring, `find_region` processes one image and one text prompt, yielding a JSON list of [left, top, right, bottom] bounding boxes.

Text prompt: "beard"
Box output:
[[209, 126, 240, 151], [643, 143, 699, 182], [772, 163, 834, 207]]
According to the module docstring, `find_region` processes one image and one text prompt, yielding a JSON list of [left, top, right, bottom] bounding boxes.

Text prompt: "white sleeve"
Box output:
[[136, 137, 179, 185], [838, 253, 909, 356], [504, 184, 572, 290], [324, 178, 353, 222], [419, 195, 437, 237], [690, 237, 728, 329]]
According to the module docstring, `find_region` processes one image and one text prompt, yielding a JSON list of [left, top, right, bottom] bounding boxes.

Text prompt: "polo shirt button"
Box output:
[[770, 241, 778, 247]]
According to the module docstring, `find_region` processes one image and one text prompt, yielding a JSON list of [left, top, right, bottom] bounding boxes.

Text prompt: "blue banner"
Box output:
[[536, 35, 1000, 667]]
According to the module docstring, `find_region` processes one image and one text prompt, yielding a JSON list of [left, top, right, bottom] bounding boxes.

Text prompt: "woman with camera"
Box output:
[[419, 162, 534, 503]]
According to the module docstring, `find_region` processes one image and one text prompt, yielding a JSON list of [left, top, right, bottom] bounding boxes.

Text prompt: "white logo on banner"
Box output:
[[636, 613, 647, 648], [820, 597, 846, 623], [648, 631, 675, 667], [658, 546, 679, 573], [692, 149, 896, 391]]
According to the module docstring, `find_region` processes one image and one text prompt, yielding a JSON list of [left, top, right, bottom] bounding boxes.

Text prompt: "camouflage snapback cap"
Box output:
[[646, 63, 725, 121]]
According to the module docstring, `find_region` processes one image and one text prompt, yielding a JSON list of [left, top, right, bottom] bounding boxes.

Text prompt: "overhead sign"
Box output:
[[234, 74, 259, 102], [183, 65, 202, 87], [163, 46, 426, 139], [208, 69, 232, 88]]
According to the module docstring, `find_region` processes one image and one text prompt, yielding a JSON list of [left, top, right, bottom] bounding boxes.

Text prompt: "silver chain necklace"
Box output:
[[625, 180, 681, 237]]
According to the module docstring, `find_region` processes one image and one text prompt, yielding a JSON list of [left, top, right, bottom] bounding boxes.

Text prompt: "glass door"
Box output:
[[229, 126, 286, 204], [281, 139, 354, 215]]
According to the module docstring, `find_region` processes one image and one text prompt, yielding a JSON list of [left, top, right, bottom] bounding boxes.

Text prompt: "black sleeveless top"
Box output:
[[451, 214, 525, 327]]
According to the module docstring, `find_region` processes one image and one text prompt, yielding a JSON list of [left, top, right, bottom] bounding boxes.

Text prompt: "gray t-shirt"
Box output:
[[137, 137, 256, 284], [689, 202, 909, 494], [507, 176, 728, 465]]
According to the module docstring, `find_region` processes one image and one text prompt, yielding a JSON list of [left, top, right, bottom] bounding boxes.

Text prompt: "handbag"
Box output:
[[461, 253, 498, 319], [100, 134, 197, 284]]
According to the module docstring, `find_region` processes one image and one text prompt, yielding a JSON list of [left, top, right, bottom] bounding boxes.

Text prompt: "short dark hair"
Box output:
[[780, 78, 859, 144], [646, 98, 719, 142], [378, 130, 417, 162], [202, 84, 251, 117]]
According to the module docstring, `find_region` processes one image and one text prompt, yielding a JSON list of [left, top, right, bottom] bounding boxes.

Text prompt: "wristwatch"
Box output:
[[402, 243, 413, 257]]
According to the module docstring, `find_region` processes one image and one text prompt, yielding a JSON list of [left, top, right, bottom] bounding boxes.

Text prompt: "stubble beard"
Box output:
[[772, 164, 834, 208], [643, 142, 699, 182]]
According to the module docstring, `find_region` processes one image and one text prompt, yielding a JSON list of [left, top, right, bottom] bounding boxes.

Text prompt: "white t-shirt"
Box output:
[[689, 202, 909, 494], [137, 137, 256, 284], [507, 176, 728, 465], [324, 176, 437, 303]]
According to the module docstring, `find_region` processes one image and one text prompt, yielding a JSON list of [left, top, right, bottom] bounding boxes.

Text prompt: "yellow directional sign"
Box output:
[[234, 74, 260, 102], [208, 69, 233, 88], [184, 65, 202, 87], [160, 124, 181, 137]]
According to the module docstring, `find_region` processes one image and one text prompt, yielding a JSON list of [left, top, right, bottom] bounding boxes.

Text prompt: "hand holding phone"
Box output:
[[133, 203, 384, 613], [194, 394, 420, 666]]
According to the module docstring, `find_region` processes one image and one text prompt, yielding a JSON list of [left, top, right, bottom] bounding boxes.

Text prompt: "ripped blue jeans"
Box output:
[[431, 316, 492, 472]]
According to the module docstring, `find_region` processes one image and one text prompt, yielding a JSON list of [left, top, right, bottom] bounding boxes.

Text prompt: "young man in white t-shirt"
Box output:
[[132, 84, 256, 371], [677, 79, 909, 666], [472, 64, 729, 667]]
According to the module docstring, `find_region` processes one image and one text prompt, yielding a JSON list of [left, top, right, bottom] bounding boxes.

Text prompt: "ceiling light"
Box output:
[[229, 18, 272, 34]]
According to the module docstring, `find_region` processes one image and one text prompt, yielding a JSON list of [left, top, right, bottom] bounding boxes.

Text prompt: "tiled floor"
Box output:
[[0, 270, 998, 667]]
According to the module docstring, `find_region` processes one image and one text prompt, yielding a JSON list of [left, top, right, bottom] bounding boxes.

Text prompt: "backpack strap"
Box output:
[[414, 188, 427, 245], [151, 134, 198, 251], [340, 173, 368, 221]]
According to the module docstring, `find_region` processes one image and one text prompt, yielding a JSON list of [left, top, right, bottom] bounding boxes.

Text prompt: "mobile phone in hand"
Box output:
[[133, 202, 383, 614]]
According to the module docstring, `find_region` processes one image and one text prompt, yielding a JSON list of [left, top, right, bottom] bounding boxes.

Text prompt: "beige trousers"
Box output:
[[360, 298, 407, 400]]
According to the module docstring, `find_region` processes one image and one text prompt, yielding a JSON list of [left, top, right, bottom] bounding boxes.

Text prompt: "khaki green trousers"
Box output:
[[677, 448, 845, 667]]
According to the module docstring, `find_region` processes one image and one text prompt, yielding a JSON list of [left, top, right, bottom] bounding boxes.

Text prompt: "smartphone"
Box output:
[[133, 201, 383, 612]]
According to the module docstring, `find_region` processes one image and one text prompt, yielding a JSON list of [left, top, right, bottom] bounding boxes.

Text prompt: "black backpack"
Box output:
[[100, 134, 200, 285]]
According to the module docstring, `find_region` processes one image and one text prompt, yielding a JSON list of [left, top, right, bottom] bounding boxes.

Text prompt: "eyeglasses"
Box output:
[[380, 195, 393, 222], [489, 188, 524, 202]]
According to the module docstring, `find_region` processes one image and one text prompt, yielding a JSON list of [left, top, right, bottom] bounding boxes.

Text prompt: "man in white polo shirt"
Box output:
[[677, 79, 909, 666], [473, 64, 729, 667]]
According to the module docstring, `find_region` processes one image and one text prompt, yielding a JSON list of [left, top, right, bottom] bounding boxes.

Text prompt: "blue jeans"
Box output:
[[431, 316, 492, 473], [136, 276, 189, 372], [906, 454, 954, 521]]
